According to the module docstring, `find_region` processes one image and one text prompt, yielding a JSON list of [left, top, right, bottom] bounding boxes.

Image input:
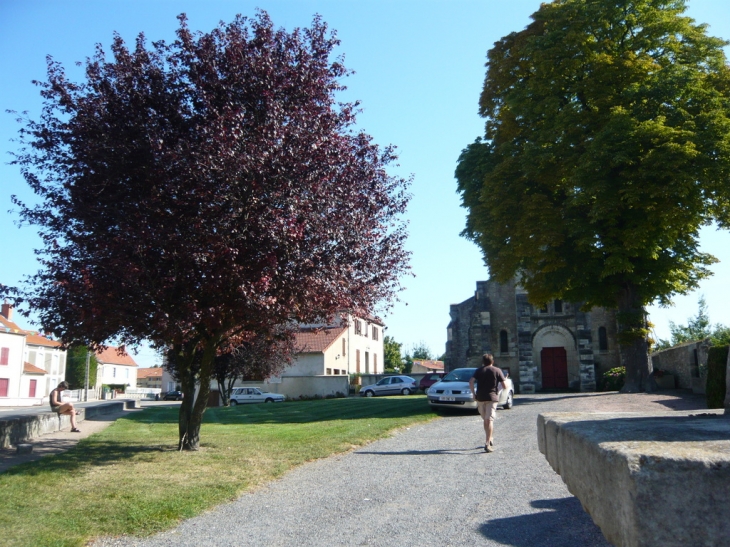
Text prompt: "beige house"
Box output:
[[136, 367, 163, 390], [0, 302, 67, 405], [412, 360, 444, 374]]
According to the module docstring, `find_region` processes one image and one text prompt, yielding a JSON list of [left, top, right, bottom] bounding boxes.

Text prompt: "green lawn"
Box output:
[[0, 396, 437, 547]]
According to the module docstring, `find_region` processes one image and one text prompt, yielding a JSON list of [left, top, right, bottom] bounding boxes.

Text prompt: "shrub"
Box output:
[[705, 346, 729, 409], [602, 366, 626, 392]]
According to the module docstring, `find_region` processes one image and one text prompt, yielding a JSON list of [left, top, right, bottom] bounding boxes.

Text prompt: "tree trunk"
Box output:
[[177, 341, 217, 450], [616, 284, 653, 393]]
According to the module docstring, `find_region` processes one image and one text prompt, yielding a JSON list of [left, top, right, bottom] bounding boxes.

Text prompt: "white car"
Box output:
[[359, 375, 418, 397], [229, 387, 285, 405], [427, 367, 514, 410]]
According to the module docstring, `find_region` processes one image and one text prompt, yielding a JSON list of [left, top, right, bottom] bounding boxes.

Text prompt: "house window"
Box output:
[[356, 349, 361, 373], [354, 320, 362, 335], [539, 304, 548, 314], [326, 368, 332, 375], [499, 330, 509, 354], [29, 379, 37, 398], [0, 378, 8, 397], [554, 299, 563, 313], [342, 338, 346, 357], [372, 326, 379, 341], [113, 367, 117, 378], [599, 327, 608, 351], [334, 369, 340, 375], [373, 354, 378, 373], [0, 347, 8, 366], [365, 323, 369, 338], [365, 352, 370, 373]]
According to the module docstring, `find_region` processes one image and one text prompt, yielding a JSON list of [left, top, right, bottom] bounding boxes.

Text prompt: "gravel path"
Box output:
[[91, 391, 707, 547]]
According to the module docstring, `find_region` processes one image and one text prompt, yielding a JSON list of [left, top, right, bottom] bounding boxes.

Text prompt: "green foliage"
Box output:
[[383, 335, 403, 372], [64, 346, 98, 390], [456, 0, 730, 389], [655, 296, 730, 349], [602, 367, 626, 392], [706, 346, 728, 409], [410, 341, 432, 361]]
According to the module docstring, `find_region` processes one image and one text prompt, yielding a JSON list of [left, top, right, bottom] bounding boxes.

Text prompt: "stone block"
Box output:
[[538, 410, 730, 547]]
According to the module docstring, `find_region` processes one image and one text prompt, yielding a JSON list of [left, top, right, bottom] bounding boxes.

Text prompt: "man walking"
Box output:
[[469, 353, 507, 453]]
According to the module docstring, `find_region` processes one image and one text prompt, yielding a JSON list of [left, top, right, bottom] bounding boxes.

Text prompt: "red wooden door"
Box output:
[[0, 378, 8, 397], [29, 379, 37, 398], [541, 347, 568, 389]]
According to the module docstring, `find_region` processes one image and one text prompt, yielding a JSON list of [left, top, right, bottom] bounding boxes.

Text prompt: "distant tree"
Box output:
[[65, 346, 98, 389], [214, 327, 295, 406], [456, 0, 730, 392], [402, 341, 432, 374], [655, 296, 730, 349], [383, 335, 403, 372], [10, 12, 410, 450]]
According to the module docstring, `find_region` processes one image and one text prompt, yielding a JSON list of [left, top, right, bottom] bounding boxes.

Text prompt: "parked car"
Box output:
[[162, 390, 184, 401], [359, 375, 418, 397], [419, 372, 446, 392], [229, 387, 285, 404], [426, 368, 514, 410]]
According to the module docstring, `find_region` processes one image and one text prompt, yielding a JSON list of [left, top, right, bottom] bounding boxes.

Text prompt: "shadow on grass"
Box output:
[[1, 439, 170, 478], [478, 497, 611, 547]]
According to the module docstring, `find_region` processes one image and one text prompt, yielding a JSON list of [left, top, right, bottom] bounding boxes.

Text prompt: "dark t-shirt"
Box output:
[[472, 365, 506, 402]]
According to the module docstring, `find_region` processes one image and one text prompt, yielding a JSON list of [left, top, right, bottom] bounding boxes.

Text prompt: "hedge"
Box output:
[[705, 345, 729, 409]]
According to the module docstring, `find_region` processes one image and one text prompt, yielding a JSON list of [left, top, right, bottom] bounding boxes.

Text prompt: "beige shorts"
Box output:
[[477, 401, 498, 422]]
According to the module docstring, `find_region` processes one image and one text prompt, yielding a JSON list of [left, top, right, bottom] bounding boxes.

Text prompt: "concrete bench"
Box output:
[[537, 410, 730, 547], [0, 400, 137, 449]]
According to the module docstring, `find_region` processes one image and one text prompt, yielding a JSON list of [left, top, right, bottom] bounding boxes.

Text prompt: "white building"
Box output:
[[285, 315, 385, 377], [95, 346, 138, 390], [0, 302, 67, 406]]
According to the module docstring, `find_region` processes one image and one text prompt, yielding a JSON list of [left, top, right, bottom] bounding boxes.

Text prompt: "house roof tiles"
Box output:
[[137, 367, 163, 379], [295, 326, 347, 354], [414, 360, 445, 371], [95, 347, 139, 367], [23, 362, 48, 375]]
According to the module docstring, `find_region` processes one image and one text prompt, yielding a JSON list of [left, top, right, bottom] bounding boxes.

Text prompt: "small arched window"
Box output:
[[599, 326, 608, 351], [499, 330, 509, 354]]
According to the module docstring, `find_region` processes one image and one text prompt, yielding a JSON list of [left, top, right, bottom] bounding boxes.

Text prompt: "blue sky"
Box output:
[[1, 0, 729, 367]]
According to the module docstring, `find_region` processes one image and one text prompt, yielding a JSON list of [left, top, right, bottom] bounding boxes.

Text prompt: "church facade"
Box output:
[[445, 279, 621, 393]]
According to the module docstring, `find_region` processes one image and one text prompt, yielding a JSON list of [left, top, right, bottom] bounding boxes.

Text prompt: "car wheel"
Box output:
[[265, 398, 274, 403], [503, 391, 513, 409], [230, 399, 238, 406], [401, 388, 411, 396], [364, 390, 374, 398]]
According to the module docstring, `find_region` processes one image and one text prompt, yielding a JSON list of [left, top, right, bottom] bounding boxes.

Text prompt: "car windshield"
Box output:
[[442, 368, 477, 382]]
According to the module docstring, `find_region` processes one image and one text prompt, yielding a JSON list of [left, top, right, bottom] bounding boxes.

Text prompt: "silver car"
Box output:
[[427, 367, 514, 410], [230, 387, 285, 404], [359, 375, 418, 397]]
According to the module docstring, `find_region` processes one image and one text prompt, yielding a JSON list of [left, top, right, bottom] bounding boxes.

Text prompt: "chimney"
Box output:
[[1, 301, 12, 321]]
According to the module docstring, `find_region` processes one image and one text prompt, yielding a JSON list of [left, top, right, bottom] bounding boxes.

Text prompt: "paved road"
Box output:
[[91, 394, 631, 547]]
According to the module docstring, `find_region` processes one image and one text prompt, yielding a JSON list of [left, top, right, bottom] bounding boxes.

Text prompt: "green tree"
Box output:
[[402, 341, 432, 374], [383, 335, 403, 372], [65, 346, 98, 390], [456, 0, 730, 392], [655, 296, 730, 349]]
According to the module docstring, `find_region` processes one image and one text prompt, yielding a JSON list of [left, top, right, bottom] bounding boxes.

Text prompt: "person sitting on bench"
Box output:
[[50, 381, 81, 433]]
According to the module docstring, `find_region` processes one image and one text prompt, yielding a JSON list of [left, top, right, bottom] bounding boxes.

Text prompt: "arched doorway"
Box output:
[[541, 347, 568, 389]]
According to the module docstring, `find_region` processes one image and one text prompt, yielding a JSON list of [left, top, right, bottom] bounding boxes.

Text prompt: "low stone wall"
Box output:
[[537, 410, 730, 547], [0, 401, 132, 449], [260, 375, 350, 399], [650, 339, 710, 391]]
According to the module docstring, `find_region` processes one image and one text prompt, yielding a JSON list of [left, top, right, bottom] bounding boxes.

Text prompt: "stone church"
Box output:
[[445, 279, 621, 393]]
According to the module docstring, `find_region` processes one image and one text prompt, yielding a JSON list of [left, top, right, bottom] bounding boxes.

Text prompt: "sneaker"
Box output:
[[70, 428, 81, 433]]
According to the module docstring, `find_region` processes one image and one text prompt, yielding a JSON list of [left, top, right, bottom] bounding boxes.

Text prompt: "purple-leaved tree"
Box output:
[[10, 11, 411, 449]]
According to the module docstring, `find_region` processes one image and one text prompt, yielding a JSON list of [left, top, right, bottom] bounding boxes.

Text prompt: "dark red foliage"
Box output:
[[10, 12, 410, 448]]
